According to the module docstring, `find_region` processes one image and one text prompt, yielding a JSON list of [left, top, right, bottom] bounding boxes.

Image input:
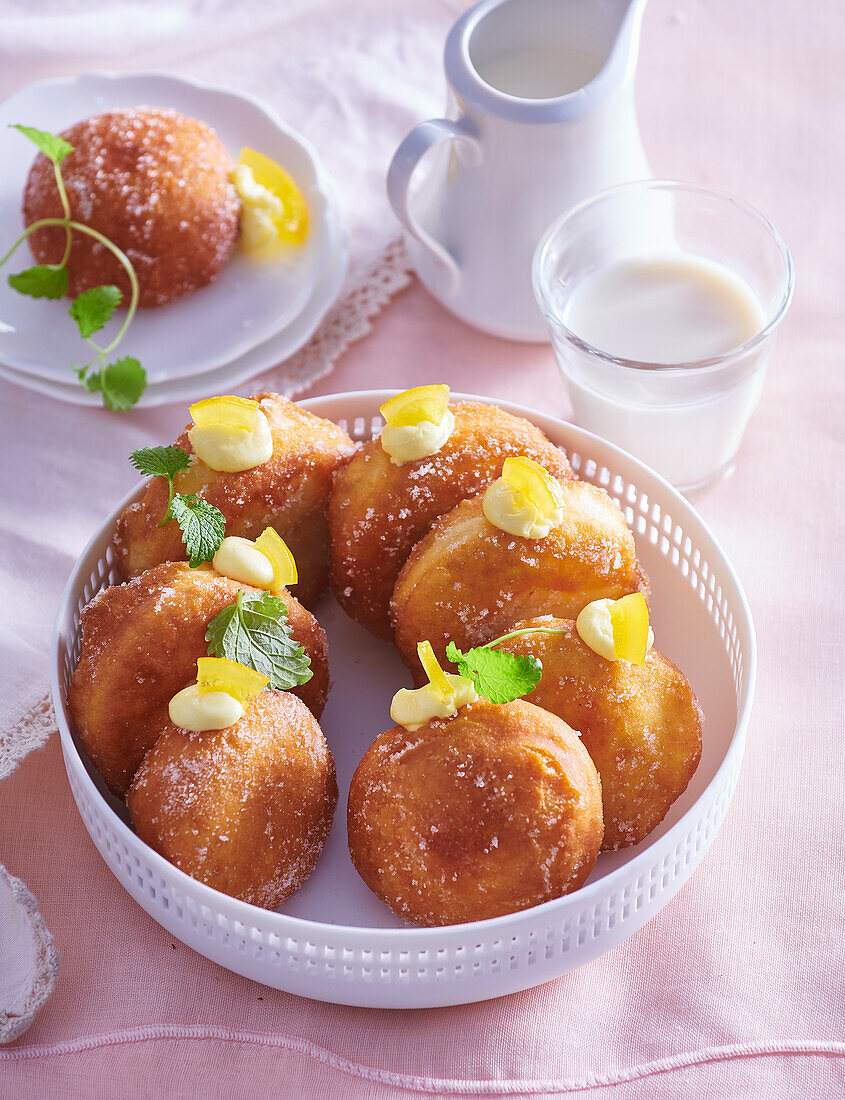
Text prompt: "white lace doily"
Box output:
[[0, 864, 59, 1044]]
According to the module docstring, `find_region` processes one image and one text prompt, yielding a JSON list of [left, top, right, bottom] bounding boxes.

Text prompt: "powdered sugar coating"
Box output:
[[347, 699, 603, 927], [22, 107, 240, 307], [391, 482, 650, 684], [128, 690, 337, 910], [328, 401, 574, 641]]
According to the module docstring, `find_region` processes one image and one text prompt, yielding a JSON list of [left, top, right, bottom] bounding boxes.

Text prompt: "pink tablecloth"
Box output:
[[1, 0, 844, 1097]]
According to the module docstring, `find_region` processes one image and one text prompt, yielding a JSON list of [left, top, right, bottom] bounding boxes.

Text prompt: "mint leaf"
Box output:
[[168, 494, 225, 567], [69, 285, 121, 338], [99, 356, 146, 411], [12, 124, 73, 166], [446, 640, 542, 705], [130, 445, 192, 482], [206, 591, 313, 690], [130, 445, 192, 525], [8, 264, 67, 299]]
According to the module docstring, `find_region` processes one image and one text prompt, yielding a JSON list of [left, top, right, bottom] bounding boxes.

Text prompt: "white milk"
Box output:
[[556, 254, 769, 489], [563, 255, 766, 364], [478, 46, 602, 99]]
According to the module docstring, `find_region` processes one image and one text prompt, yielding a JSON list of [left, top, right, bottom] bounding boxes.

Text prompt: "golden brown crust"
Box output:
[[67, 561, 329, 797], [347, 700, 603, 926], [497, 618, 703, 850], [328, 401, 574, 641], [112, 393, 355, 608], [22, 108, 239, 308], [128, 691, 337, 909], [390, 482, 649, 683]]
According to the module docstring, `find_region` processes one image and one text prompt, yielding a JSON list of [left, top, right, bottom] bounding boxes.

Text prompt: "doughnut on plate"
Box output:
[[52, 391, 755, 1008], [0, 72, 341, 385]]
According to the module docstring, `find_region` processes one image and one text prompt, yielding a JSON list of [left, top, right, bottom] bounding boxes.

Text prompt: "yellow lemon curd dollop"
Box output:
[[212, 527, 298, 591], [379, 385, 454, 465], [576, 593, 654, 665], [390, 640, 479, 732], [187, 395, 273, 473], [168, 657, 269, 732], [482, 456, 566, 539], [232, 147, 309, 255]]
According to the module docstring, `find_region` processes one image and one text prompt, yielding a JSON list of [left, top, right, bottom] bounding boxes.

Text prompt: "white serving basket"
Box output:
[[51, 391, 755, 1009]]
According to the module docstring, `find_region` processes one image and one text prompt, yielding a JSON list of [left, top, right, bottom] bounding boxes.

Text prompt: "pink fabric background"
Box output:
[[1, 0, 844, 1096]]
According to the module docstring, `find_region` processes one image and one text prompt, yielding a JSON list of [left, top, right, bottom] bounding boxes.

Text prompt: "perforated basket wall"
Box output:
[[52, 391, 754, 1009]]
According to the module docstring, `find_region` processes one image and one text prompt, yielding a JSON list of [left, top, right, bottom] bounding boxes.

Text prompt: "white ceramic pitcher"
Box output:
[[387, 0, 651, 342]]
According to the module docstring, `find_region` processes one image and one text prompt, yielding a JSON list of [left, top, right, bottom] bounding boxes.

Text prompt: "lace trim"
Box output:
[[259, 236, 413, 397], [0, 693, 55, 783], [0, 868, 60, 1045]]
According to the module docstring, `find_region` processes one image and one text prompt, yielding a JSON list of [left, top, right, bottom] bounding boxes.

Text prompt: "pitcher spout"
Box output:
[[445, 0, 649, 121]]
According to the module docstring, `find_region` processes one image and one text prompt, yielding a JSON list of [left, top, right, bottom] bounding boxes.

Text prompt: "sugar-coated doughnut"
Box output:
[[348, 699, 603, 926], [68, 561, 328, 797], [497, 617, 703, 850], [128, 691, 337, 909], [23, 108, 239, 308], [328, 401, 573, 641], [390, 482, 649, 684], [113, 394, 355, 608]]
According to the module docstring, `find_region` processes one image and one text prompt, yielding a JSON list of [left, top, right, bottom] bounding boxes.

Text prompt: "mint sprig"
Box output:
[[11, 124, 73, 166], [0, 124, 145, 409], [8, 263, 68, 299], [167, 495, 226, 568], [446, 640, 541, 705], [206, 591, 313, 690], [69, 284, 121, 337], [129, 446, 224, 565], [444, 626, 577, 704]]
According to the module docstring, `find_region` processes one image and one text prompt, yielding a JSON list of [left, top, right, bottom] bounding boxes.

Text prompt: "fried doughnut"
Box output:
[[390, 481, 649, 683], [328, 401, 573, 640], [497, 617, 703, 850], [68, 561, 329, 797], [347, 700, 603, 926], [113, 394, 355, 608], [128, 690, 337, 909], [23, 108, 239, 308]]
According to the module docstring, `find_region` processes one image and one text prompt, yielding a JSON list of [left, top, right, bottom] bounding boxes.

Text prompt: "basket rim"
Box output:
[[51, 390, 756, 945]]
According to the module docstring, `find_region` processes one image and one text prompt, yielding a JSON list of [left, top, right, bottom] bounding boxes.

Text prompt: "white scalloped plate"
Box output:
[[0, 72, 341, 385], [52, 393, 755, 1008]]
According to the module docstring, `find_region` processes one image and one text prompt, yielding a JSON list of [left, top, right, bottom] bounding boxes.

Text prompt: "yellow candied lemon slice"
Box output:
[[236, 147, 309, 245], [609, 592, 650, 665], [501, 456, 565, 517], [380, 385, 450, 428], [195, 657, 269, 703], [190, 395, 259, 433], [417, 640, 455, 704], [254, 527, 298, 589]]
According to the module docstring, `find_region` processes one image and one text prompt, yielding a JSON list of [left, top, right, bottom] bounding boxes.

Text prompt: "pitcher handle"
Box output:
[[387, 118, 481, 296]]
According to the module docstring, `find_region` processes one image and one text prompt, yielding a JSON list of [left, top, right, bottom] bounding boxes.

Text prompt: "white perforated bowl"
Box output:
[[51, 391, 755, 1008]]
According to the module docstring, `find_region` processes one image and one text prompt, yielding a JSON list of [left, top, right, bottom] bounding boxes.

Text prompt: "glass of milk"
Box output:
[[532, 180, 794, 491]]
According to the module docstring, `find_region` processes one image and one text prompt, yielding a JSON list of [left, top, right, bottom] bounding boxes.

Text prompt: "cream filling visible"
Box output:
[[212, 536, 275, 588], [390, 674, 479, 732], [188, 409, 273, 472], [576, 598, 655, 662], [381, 408, 455, 466], [232, 164, 284, 250], [482, 477, 564, 539], [168, 684, 244, 732]]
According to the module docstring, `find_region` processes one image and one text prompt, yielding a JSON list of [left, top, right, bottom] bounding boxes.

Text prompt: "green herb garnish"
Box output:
[[446, 625, 573, 704], [0, 124, 146, 409], [130, 446, 192, 517], [129, 446, 225, 566], [206, 591, 313, 690], [168, 495, 226, 568]]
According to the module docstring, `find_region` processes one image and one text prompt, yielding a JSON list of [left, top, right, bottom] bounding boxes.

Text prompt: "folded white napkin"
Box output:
[[0, 863, 58, 1043]]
